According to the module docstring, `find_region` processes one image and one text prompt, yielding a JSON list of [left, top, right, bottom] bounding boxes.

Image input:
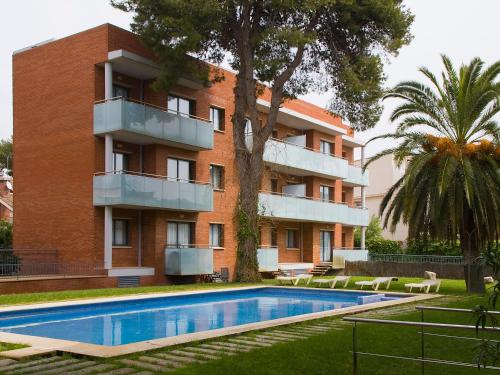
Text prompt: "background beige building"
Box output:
[[354, 153, 408, 242]]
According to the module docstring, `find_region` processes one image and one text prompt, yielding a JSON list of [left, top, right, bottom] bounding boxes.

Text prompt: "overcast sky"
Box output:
[[1, 0, 499, 157]]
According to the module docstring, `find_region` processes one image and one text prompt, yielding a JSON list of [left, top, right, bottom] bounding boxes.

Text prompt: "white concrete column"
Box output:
[[360, 145, 367, 250], [104, 206, 113, 269], [105, 62, 113, 100], [360, 226, 366, 250]]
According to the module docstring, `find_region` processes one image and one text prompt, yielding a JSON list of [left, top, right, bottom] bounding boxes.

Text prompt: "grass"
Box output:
[[0, 342, 27, 352], [0, 282, 261, 306], [0, 276, 470, 307]]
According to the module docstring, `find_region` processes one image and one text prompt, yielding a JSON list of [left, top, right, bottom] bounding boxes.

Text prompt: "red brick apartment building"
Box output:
[[12, 24, 369, 289]]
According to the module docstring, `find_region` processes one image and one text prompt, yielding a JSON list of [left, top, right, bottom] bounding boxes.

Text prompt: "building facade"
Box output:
[[354, 153, 408, 242], [13, 24, 368, 287]]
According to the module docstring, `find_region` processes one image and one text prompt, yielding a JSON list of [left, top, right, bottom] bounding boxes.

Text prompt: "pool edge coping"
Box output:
[[0, 286, 441, 358]]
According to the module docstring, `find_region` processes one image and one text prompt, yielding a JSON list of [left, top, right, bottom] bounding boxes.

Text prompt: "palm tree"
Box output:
[[366, 55, 500, 291]]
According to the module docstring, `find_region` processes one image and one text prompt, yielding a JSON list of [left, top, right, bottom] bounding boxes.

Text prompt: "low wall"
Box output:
[[344, 261, 489, 279], [0, 275, 159, 295]]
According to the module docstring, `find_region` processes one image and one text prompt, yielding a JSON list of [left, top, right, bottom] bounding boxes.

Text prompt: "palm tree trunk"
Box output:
[[461, 211, 485, 293]]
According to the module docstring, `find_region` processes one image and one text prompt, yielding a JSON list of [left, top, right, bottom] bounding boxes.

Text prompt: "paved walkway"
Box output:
[[0, 297, 451, 375]]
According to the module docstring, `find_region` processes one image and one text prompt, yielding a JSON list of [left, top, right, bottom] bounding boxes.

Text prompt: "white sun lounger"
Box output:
[[294, 274, 313, 286], [355, 277, 393, 291], [313, 276, 351, 289], [405, 279, 441, 293], [276, 276, 297, 285]]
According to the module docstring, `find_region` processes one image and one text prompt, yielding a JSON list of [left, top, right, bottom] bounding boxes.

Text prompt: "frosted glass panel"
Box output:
[[263, 139, 348, 180], [258, 193, 369, 227], [284, 135, 306, 147], [257, 248, 278, 272], [93, 174, 213, 212], [282, 184, 306, 197], [94, 99, 213, 150], [165, 248, 214, 275]]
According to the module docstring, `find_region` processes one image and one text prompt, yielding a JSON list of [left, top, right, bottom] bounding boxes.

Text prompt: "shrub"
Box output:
[[405, 239, 461, 256], [366, 238, 402, 254]]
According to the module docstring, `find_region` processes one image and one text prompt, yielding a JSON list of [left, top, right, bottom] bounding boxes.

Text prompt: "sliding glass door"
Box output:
[[320, 230, 333, 262]]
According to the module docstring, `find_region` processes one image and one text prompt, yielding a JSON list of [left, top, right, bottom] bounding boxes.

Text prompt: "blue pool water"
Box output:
[[0, 287, 404, 346]]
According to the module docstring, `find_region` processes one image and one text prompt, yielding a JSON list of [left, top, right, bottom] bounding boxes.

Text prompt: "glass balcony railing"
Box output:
[[94, 98, 214, 150], [93, 173, 213, 211], [257, 247, 279, 272], [344, 164, 369, 186], [258, 192, 369, 227], [262, 138, 348, 179], [164, 247, 213, 275]]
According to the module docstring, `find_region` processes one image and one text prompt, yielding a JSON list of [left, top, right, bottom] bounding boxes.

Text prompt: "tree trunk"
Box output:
[[461, 210, 485, 293]]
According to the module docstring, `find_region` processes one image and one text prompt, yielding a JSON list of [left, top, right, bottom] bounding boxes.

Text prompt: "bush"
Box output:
[[405, 239, 461, 256], [366, 238, 402, 254]]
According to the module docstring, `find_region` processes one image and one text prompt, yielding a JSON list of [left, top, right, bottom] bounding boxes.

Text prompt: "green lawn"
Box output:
[[0, 342, 27, 352]]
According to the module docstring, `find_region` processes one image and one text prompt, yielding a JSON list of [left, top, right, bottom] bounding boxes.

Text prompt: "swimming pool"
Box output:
[[0, 287, 406, 346]]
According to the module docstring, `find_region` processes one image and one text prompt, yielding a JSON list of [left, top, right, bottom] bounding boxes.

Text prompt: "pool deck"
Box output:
[[0, 286, 440, 359]]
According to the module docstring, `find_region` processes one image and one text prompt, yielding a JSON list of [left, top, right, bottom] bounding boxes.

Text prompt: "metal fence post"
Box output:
[[421, 309, 425, 375], [353, 322, 358, 375]]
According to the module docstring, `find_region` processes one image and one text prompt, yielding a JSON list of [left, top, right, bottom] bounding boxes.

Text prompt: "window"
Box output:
[[286, 229, 299, 248], [209, 224, 224, 248], [320, 185, 332, 202], [113, 85, 129, 99], [167, 222, 194, 248], [320, 140, 334, 155], [209, 107, 225, 131], [341, 232, 346, 248], [112, 219, 129, 246], [342, 190, 346, 203], [271, 179, 278, 194], [168, 95, 195, 117], [270, 228, 278, 247], [113, 152, 128, 173], [210, 165, 224, 190], [271, 130, 278, 139], [167, 158, 194, 182]]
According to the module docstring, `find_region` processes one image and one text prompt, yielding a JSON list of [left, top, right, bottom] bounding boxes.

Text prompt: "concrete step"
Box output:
[[138, 356, 177, 370], [94, 368, 137, 375], [0, 357, 62, 372], [189, 346, 234, 356], [120, 359, 168, 372], [228, 338, 272, 347], [199, 343, 250, 353], [10, 359, 79, 374], [201, 342, 252, 352], [36, 361, 96, 375], [155, 352, 202, 364], [69, 363, 117, 375], [170, 349, 220, 361], [0, 359, 16, 367]]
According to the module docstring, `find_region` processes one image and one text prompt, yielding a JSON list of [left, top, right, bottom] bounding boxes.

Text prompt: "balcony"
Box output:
[[93, 173, 213, 212], [94, 98, 214, 151], [164, 247, 213, 275], [257, 247, 279, 272], [258, 192, 369, 227], [261, 138, 348, 179], [343, 165, 369, 186]]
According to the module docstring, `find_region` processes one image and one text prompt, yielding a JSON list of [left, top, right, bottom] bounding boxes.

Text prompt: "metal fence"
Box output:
[[368, 253, 464, 264], [344, 306, 500, 374], [0, 249, 104, 278]]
